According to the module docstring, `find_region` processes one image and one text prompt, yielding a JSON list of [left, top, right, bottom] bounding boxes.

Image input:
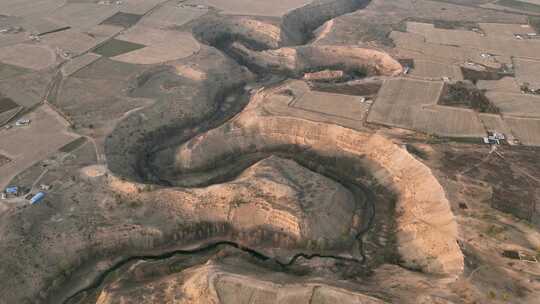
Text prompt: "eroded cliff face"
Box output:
[[109, 155, 360, 256], [229, 43, 403, 76], [172, 88, 463, 275], [193, 16, 284, 50], [94, 262, 387, 304]]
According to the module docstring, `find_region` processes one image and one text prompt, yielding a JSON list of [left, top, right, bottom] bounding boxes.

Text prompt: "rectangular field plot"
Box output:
[[410, 60, 463, 80], [0, 97, 18, 114], [0, 153, 10, 167], [0, 105, 79, 189], [101, 12, 143, 28], [49, 3, 119, 30], [477, 77, 521, 93], [0, 43, 57, 71], [22, 17, 69, 36], [505, 117, 540, 145], [40, 29, 102, 55], [370, 78, 443, 109], [291, 90, 369, 121], [138, 3, 208, 28], [367, 78, 486, 137], [0, 71, 54, 108], [495, 0, 540, 13], [0, 0, 64, 17], [184, 0, 312, 16], [478, 113, 518, 143], [514, 58, 540, 90], [414, 105, 486, 137], [93, 38, 145, 57], [486, 92, 540, 118], [398, 22, 540, 62], [390, 31, 491, 67], [0, 106, 23, 126], [121, 0, 165, 15], [479, 23, 535, 39], [0, 62, 30, 81]]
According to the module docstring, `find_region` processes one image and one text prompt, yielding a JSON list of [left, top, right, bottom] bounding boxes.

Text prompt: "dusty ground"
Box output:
[[0, 105, 79, 189], [1, 0, 539, 304]]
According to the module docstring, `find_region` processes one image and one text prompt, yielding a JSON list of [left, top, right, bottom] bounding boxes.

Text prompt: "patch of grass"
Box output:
[[445, 136, 484, 144], [439, 81, 499, 113], [59, 137, 87, 153], [529, 16, 540, 34], [0, 97, 18, 113], [128, 200, 143, 208], [496, 0, 540, 13], [405, 144, 428, 160], [401, 17, 479, 31], [486, 224, 506, 237], [425, 133, 444, 144], [100, 12, 143, 28], [93, 39, 145, 58]]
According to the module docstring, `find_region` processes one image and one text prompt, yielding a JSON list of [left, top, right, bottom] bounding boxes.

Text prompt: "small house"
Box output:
[[5, 186, 18, 195], [30, 192, 46, 205]]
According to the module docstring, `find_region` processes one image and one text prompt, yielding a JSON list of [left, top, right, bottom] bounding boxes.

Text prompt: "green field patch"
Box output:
[[0, 153, 11, 167], [496, 0, 540, 13], [101, 12, 143, 28], [0, 97, 18, 114], [93, 39, 146, 58], [530, 16, 540, 33], [59, 137, 87, 153]]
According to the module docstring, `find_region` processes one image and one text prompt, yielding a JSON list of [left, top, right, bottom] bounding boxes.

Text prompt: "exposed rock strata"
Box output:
[[230, 43, 403, 76], [93, 262, 388, 304], [172, 88, 463, 275], [110, 156, 359, 250]]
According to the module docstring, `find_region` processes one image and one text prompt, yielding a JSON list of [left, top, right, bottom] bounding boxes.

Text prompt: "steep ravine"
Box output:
[[63, 241, 363, 304], [57, 0, 460, 303], [57, 151, 381, 304]]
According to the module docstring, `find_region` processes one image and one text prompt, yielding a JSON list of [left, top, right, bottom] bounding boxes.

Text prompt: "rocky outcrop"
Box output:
[[193, 16, 284, 50], [104, 47, 254, 182], [230, 43, 403, 77], [110, 156, 359, 254], [94, 262, 387, 304], [303, 69, 345, 81], [281, 0, 371, 45]]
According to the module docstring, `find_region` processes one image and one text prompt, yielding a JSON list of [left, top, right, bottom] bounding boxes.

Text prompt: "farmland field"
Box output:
[[291, 86, 368, 121], [0, 153, 10, 167], [505, 117, 540, 145], [514, 58, 540, 90], [0, 43, 56, 71], [0, 97, 18, 114], [367, 78, 486, 137], [39, 29, 103, 55], [486, 92, 540, 118], [410, 59, 463, 80], [111, 26, 200, 64], [496, 0, 540, 13], [0, 105, 78, 189], [139, 3, 208, 28], [479, 113, 512, 134], [184, 0, 313, 16], [93, 39, 146, 58], [100, 12, 142, 28]]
